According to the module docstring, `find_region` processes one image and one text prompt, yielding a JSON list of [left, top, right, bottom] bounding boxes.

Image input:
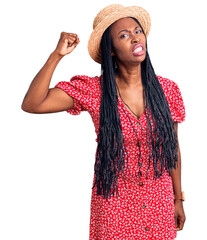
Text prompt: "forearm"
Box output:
[[171, 150, 182, 197], [21, 51, 63, 111], [171, 122, 182, 198]]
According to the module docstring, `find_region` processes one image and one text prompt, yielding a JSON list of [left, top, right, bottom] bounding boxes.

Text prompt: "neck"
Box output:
[[116, 62, 142, 89]]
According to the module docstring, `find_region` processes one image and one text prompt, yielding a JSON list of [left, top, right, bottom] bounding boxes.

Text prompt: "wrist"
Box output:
[[50, 51, 64, 61], [174, 191, 185, 201]]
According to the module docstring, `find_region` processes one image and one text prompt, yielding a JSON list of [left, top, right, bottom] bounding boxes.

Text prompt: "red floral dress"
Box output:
[[55, 75, 186, 240]]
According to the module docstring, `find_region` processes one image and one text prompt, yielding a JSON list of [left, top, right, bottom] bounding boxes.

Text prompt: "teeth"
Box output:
[[134, 46, 143, 53]]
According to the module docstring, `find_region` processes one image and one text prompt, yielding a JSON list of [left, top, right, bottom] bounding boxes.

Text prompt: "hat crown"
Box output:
[[93, 4, 124, 30]]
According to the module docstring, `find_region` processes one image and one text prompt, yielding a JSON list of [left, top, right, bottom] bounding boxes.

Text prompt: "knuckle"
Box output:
[[70, 33, 77, 38]]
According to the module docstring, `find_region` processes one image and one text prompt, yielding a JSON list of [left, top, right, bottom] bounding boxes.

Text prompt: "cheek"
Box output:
[[114, 43, 130, 58]]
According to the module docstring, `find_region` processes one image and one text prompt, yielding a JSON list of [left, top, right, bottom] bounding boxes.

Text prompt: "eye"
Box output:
[[120, 33, 128, 39], [136, 30, 142, 34]]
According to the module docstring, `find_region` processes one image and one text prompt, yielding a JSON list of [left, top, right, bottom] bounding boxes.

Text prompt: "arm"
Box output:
[[21, 32, 80, 113], [171, 122, 186, 231], [171, 122, 182, 199]]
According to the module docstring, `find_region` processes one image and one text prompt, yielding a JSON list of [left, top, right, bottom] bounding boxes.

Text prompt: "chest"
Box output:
[[117, 88, 146, 119], [91, 85, 152, 144]]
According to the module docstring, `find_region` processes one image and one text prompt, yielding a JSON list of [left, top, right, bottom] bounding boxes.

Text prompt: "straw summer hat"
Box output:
[[88, 4, 151, 64]]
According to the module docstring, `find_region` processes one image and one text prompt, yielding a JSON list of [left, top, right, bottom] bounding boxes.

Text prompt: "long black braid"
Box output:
[[92, 17, 178, 201]]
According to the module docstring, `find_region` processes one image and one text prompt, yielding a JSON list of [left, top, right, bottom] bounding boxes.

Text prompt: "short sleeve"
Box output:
[[54, 75, 97, 115], [158, 76, 186, 123]]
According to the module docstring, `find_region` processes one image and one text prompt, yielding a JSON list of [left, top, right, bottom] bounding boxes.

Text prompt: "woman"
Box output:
[[21, 4, 186, 240]]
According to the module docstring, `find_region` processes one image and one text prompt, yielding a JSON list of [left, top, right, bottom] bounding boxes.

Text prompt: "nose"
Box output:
[[131, 37, 140, 43], [131, 35, 140, 44]]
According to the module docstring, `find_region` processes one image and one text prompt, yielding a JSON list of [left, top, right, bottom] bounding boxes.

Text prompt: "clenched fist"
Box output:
[[53, 32, 80, 57]]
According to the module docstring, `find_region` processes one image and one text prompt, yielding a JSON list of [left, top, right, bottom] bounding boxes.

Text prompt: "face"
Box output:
[[110, 17, 146, 66]]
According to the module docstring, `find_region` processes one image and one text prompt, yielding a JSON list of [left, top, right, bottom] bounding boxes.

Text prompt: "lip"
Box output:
[[132, 43, 144, 53]]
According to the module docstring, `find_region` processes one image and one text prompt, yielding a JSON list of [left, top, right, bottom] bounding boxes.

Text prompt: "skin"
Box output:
[[110, 17, 147, 119], [172, 122, 186, 230], [110, 17, 186, 231], [22, 18, 186, 231]]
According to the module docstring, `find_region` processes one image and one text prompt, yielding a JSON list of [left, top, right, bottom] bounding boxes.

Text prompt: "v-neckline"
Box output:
[[117, 94, 147, 122]]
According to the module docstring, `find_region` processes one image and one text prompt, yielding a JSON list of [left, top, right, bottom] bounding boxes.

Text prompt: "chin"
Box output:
[[130, 57, 146, 65], [133, 55, 146, 62]]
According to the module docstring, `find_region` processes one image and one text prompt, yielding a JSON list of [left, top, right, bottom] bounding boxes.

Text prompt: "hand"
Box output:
[[53, 32, 80, 57], [174, 200, 186, 231]]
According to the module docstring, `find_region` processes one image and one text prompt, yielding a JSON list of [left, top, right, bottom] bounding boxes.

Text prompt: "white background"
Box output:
[[1, 0, 206, 239]]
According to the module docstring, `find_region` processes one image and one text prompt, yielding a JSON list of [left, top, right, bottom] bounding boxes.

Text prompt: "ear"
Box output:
[[111, 50, 115, 56]]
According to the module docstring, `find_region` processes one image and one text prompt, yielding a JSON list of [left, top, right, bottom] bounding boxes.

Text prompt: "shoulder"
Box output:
[[156, 74, 186, 123], [156, 74, 177, 90], [70, 75, 100, 91], [155, 74, 181, 100], [70, 74, 101, 84], [55, 74, 101, 99]]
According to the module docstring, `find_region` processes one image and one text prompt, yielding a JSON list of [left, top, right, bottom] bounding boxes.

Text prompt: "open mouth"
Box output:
[[133, 46, 143, 53], [132, 44, 145, 56]]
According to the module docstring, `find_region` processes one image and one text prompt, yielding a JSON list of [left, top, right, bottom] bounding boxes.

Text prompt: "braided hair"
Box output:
[[92, 17, 178, 201]]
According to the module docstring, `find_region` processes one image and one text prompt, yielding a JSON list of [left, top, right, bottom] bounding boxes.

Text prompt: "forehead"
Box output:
[[110, 17, 140, 34]]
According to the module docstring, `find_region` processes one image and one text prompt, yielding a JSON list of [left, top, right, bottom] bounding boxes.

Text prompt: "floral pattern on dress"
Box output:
[[55, 74, 186, 240]]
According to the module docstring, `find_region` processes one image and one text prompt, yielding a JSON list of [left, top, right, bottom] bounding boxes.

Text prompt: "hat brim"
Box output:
[[88, 6, 151, 64]]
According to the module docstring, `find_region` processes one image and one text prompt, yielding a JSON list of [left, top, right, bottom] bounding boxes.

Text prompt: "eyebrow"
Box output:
[[118, 26, 140, 35]]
